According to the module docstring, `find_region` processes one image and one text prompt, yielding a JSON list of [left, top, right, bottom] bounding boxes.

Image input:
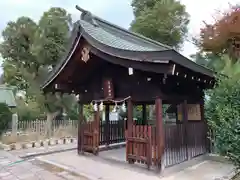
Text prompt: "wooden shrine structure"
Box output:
[[41, 5, 215, 171]]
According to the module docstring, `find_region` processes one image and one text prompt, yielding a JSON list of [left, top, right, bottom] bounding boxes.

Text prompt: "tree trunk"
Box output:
[[46, 111, 59, 138]]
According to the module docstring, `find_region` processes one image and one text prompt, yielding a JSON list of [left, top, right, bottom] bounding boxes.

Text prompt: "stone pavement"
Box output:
[[7, 144, 236, 180], [37, 150, 235, 180], [162, 160, 235, 180], [0, 150, 65, 179]]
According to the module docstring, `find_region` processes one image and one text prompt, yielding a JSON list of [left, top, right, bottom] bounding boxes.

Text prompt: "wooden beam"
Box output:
[[95, 105, 100, 155], [78, 101, 84, 155], [172, 64, 215, 88], [91, 48, 174, 74], [105, 104, 110, 145], [127, 97, 134, 164], [142, 104, 147, 125], [155, 97, 164, 171], [182, 100, 189, 159]]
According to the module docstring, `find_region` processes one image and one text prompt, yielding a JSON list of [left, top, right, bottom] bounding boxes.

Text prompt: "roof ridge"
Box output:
[[75, 5, 172, 50]]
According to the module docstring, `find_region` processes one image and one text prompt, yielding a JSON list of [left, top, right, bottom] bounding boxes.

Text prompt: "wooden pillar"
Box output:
[[126, 98, 133, 163], [78, 102, 84, 154], [182, 100, 189, 159], [105, 104, 110, 145], [93, 106, 100, 155], [155, 97, 164, 170], [127, 98, 133, 137], [200, 98, 210, 152], [142, 104, 147, 125]]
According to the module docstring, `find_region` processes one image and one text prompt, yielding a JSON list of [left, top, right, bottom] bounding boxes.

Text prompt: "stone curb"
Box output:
[[20, 147, 77, 159], [0, 137, 77, 151], [36, 157, 98, 180]]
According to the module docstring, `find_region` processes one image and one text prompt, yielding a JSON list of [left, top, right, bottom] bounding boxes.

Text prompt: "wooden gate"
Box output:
[[82, 112, 100, 155], [82, 121, 99, 154], [126, 125, 152, 169]]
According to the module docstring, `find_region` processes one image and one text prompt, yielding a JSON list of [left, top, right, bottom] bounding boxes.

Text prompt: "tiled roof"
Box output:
[[41, 7, 215, 90], [79, 19, 169, 51]]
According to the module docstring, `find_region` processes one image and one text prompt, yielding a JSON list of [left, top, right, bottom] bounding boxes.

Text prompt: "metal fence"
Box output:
[[99, 120, 125, 145]]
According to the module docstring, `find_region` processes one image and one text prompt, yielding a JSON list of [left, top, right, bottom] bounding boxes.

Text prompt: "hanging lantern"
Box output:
[[93, 103, 98, 112], [99, 101, 104, 111], [121, 102, 126, 112]]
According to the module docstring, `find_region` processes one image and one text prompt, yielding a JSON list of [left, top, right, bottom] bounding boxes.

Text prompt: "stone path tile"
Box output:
[[38, 150, 235, 180], [0, 150, 66, 180]]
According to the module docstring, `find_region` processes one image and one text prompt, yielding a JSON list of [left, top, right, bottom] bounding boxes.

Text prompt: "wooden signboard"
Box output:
[[177, 104, 201, 121], [103, 79, 114, 99]]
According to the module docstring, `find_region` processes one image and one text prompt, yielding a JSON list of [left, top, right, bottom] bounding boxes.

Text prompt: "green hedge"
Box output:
[[206, 75, 240, 168]]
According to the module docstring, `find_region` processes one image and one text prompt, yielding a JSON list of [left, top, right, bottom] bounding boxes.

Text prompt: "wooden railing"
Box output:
[[14, 119, 78, 136], [126, 121, 208, 169]]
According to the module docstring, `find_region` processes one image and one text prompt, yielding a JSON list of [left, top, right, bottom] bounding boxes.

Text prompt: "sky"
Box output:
[[0, 0, 239, 75]]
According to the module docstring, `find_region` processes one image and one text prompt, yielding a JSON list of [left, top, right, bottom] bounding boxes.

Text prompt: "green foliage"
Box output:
[[13, 98, 43, 121], [1, 17, 37, 90], [206, 56, 240, 168], [0, 103, 12, 134], [191, 53, 223, 71], [130, 0, 190, 49], [66, 103, 79, 120], [0, 7, 76, 119], [83, 104, 94, 120]]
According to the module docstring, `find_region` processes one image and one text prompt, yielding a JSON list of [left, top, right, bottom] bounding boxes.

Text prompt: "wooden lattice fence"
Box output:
[[16, 119, 78, 136]]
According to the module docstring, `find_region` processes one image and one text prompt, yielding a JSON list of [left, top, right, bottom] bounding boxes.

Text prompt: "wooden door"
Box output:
[[82, 111, 100, 155], [126, 125, 152, 169]]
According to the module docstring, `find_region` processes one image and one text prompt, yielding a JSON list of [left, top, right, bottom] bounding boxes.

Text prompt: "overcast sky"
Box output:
[[0, 0, 239, 74]]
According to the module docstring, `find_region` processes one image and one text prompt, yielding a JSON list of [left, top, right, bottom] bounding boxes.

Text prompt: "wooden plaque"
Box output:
[[177, 104, 201, 121], [103, 79, 114, 99]]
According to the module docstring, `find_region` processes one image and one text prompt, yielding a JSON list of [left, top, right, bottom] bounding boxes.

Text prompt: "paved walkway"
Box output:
[[0, 150, 65, 179], [7, 144, 236, 180], [36, 150, 235, 180]]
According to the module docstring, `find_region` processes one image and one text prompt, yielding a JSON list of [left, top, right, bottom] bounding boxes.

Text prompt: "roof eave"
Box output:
[[41, 29, 83, 91], [81, 28, 215, 78]]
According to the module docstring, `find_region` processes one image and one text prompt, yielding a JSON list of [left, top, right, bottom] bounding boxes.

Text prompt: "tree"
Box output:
[[1, 17, 37, 90], [190, 52, 224, 71], [206, 55, 240, 168], [13, 98, 43, 121], [130, 0, 190, 49], [0, 8, 76, 136], [199, 4, 240, 61]]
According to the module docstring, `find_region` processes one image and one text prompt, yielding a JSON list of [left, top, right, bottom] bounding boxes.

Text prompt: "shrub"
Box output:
[[0, 103, 12, 135], [206, 74, 240, 168]]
